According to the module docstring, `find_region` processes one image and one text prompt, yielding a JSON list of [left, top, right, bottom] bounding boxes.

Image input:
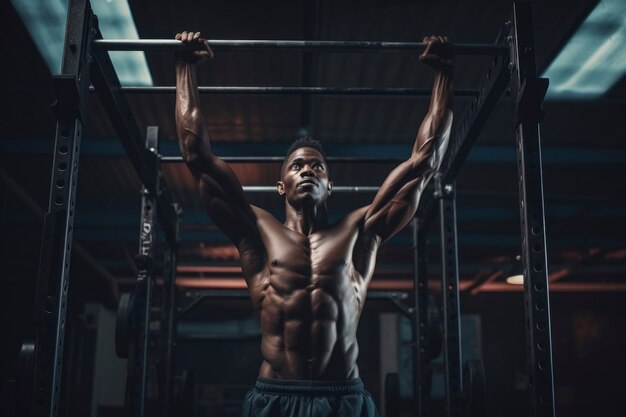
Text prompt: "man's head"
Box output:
[[277, 137, 333, 207]]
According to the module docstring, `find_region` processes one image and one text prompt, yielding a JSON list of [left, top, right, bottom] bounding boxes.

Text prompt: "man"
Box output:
[[175, 30, 452, 417]]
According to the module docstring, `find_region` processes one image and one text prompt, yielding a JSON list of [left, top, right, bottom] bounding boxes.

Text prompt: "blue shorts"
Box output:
[[240, 378, 380, 417]]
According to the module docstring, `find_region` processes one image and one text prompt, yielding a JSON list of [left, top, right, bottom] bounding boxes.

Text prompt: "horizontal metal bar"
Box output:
[[160, 155, 404, 163], [6, 138, 626, 166], [183, 289, 408, 300], [242, 186, 379, 193], [87, 86, 479, 97], [93, 39, 509, 56]]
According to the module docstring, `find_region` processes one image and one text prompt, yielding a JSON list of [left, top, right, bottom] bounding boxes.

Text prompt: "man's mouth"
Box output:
[[298, 179, 317, 187]]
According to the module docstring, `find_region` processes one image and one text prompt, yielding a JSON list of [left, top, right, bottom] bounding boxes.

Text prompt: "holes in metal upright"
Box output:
[[437, 177, 463, 417], [512, 2, 555, 416]]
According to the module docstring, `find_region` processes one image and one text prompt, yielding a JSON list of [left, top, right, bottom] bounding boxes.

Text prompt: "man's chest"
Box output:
[[257, 221, 363, 290]]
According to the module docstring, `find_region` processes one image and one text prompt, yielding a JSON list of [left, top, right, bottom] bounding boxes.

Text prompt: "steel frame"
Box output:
[[412, 3, 556, 417], [124, 127, 160, 417], [511, 3, 556, 416], [436, 176, 464, 417], [24, 0, 95, 415], [412, 219, 432, 416], [159, 204, 182, 417], [26, 1, 555, 416]]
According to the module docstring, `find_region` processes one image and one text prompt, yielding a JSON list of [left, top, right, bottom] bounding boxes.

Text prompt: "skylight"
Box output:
[[11, 0, 153, 86], [543, 0, 626, 100]]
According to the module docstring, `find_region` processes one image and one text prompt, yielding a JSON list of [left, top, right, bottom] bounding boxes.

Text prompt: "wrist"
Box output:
[[434, 68, 454, 80], [176, 60, 197, 69]]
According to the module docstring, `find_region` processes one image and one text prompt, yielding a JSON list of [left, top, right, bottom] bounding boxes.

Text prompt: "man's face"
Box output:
[[277, 147, 332, 207]]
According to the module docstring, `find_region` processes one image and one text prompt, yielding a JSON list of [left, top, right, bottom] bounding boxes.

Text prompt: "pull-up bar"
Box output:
[[93, 39, 510, 56], [242, 186, 379, 193], [160, 156, 404, 163], [97, 86, 479, 97]]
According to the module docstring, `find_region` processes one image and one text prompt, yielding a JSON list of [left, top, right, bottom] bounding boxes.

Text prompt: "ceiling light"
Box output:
[[505, 254, 524, 284], [543, 0, 626, 100], [11, 0, 153, 86], [506, 274, 524, 285]]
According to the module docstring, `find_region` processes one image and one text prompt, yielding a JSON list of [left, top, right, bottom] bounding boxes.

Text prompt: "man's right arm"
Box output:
[[175, 32, 263, 256]]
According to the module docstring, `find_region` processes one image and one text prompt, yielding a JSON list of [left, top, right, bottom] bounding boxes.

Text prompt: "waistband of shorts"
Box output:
[[254, 377, 364, 395]]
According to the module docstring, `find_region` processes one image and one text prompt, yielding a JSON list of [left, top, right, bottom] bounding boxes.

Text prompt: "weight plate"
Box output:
[[15, 340, 36, 416], [463, 359, 486, 417]]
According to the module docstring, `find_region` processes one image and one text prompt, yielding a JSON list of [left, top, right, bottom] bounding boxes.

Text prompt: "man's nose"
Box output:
[[300, 166, 314, 176]]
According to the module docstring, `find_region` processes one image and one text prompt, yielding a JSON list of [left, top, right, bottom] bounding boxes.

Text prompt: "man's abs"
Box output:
[[244, 207, 377, 380], [257, 284, 361, 380]]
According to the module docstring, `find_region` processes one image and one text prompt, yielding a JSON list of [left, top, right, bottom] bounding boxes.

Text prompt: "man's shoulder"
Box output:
[[250, 205, 281, 224], [334, 205, 371, 228]]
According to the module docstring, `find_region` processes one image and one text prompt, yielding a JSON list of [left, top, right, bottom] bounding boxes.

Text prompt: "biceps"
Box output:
[[364, 178, 421, 242]]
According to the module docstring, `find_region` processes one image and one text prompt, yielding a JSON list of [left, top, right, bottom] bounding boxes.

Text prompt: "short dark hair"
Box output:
[[282, 136, 329, 175], [285, 136, 327, 161]]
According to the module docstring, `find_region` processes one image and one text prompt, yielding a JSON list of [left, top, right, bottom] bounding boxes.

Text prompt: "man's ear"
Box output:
[[327, 181, 333, 196], [276, 181, 285, 195]]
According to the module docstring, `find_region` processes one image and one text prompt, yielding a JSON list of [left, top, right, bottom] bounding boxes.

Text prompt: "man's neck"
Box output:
[[284, 203, 328, 236]]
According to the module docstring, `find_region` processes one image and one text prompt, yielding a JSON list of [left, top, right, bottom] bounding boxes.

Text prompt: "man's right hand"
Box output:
[[175, 31, 214, 65]]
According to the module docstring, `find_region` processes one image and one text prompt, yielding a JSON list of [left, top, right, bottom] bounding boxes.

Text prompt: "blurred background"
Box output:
[[1, 0, 625, 416]]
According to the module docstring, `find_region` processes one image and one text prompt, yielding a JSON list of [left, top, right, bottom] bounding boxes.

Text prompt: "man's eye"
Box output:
[[314, 163, 324, 170], [291, 163, 301, 170]]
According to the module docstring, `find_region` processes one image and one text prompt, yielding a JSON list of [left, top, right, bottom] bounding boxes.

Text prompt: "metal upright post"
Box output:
[[160, 203, 181, 417], [412, 219, 431, 416], [19, 0, 94, 416], [125, 126, 160, 417], [511, 3, 556, 416], [436, 175, 463, 417]]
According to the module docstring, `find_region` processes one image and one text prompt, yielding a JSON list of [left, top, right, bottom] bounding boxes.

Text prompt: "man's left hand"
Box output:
[[419, 35, 453, 74]]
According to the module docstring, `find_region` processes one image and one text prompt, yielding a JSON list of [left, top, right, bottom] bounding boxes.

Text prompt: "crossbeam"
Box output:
[[91, 86, 479, 97], [94, 39, 509, 56], [161, 155, 403, 163]]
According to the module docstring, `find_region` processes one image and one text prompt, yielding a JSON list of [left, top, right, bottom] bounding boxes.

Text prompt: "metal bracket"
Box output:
[[434, 174, 455, 200]]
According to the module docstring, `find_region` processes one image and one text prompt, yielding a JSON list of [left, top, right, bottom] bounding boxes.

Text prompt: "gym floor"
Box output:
[[1, 0, 625, 416]]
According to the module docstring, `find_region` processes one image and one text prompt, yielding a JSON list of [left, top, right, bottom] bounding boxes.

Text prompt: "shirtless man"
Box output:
[[175, 31, 453, 417]]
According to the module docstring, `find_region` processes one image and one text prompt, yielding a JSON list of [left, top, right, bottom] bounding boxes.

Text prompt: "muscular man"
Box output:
[[175, 31, 453, 417]]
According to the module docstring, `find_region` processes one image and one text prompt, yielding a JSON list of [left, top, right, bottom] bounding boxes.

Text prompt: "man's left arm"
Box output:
[[364, 36, 453, 243]]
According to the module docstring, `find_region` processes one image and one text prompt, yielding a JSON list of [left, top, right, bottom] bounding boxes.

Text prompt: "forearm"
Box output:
[[175, 62, 212, 165], [411, 71, 453, 158]]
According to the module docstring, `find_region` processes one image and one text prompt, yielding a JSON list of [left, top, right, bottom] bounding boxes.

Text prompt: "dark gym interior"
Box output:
[[1, 0, 625, 416]]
